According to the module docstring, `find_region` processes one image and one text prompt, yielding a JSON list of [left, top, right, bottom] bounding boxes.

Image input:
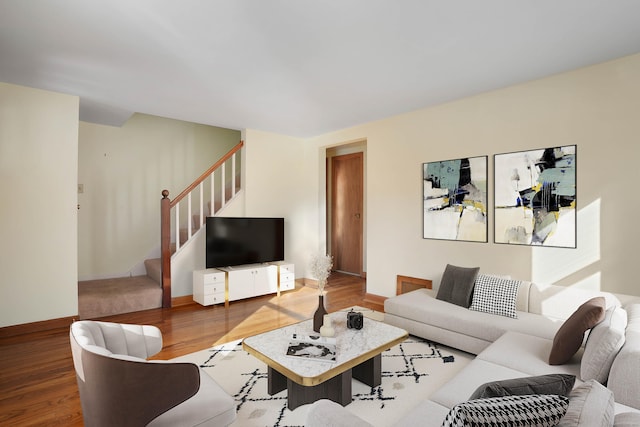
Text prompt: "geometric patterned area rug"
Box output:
[[174, 335, 473, 426]]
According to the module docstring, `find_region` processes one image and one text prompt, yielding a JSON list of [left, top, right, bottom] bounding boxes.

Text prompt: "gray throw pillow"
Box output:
[[557, 380, 615, 427], [469, 374, 576, 400], [436, 264, 480, 308], [614, 413, 640, 427], [580, 306, 627, 384]]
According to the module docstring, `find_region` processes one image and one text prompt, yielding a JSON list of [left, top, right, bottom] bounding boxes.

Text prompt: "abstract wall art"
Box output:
[[423, 156, 487, 242], [494, 145, 576, 247]]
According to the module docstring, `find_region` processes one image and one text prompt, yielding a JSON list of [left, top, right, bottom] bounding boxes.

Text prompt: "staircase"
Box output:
[[160, 141, 244, 307], [77, 141, 244, 319]]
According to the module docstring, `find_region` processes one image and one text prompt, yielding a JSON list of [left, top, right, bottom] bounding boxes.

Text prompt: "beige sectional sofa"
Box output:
[[307, 275, 640, 426], [384, 280, 623, 355]]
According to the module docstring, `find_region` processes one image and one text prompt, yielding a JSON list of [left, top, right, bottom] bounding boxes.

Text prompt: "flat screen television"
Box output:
[[206, 217, 285, 268]]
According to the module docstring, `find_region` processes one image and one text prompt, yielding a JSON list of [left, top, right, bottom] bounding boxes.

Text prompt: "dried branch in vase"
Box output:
[[309, 253, 333, 294]]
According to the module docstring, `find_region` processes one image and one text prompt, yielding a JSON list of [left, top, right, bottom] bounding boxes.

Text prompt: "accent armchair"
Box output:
[[70, 320, 236, 427]]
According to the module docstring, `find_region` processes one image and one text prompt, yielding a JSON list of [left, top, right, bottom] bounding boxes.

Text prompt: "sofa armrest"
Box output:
[[306, 400, 373, 427], [608, 304, 640, 410]]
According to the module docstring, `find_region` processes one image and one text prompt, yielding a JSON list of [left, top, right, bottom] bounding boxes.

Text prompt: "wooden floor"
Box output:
[[0, 273, 373, 426]]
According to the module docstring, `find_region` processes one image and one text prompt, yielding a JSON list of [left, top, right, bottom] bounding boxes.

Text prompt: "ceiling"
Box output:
[[2, 1, 640, 137]]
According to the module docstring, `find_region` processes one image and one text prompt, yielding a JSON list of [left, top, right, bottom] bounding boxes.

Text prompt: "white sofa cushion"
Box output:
[[385, 290, 561, 345], [607, 304, 640, 410], [392, 400, 451, 427], [430, 358, 529, 409], [305, 400, 374, 427], [581, 306, 627, 383], [477, 332, 582, 378], [384, 312, 493, 355], [558, 380, 615, 427]]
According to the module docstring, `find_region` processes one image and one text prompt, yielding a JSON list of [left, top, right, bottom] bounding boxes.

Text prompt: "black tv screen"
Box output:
[[206, 217, 285, 268]]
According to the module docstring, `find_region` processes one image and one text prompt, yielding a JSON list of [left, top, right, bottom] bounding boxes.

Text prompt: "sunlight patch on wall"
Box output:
[[532, 198, 600, 284]]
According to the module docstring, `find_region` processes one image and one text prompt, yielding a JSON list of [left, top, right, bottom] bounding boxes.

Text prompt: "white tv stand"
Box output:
[[193, 261, 295, 307]]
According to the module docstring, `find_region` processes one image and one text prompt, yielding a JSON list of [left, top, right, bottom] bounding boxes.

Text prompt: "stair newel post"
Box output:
[[161, 190, 172, 308]]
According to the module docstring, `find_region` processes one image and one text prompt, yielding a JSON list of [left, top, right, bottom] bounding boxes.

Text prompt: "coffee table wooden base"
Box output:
[[268, 354, 382, 410]]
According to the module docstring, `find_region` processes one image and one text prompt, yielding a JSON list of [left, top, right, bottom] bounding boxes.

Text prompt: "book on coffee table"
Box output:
[[286, 334, 337, 362]]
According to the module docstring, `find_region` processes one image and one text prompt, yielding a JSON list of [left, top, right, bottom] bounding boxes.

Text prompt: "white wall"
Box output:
[[308, 54, 640, 298], [0, 83, 79, 327], [78, 114, 240, 280]]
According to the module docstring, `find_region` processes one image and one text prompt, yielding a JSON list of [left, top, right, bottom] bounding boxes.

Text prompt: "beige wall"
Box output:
[[308, 54, 640, 297], [242, 129, 317, 275], [3, 53, 639, 328], [0, 83, 79, 327], [78, 114, 240, 280]]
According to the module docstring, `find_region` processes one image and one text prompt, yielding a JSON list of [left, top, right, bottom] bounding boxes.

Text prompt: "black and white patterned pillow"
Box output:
[[469, 274, 521, 318], [442, 394, 569, 427]]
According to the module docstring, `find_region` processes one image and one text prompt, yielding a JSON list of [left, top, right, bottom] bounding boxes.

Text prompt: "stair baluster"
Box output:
[[160, 141, 244, 308]]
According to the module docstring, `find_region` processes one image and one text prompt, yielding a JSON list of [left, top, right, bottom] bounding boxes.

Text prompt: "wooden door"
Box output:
[[331, 152, 363, 275]]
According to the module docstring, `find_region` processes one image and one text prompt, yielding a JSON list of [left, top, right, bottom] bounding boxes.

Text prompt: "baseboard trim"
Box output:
[[303, 277, 318, 288], [363, 293, 387, 312], [172, 295, 196, 307], [0, 315, 77, 339]]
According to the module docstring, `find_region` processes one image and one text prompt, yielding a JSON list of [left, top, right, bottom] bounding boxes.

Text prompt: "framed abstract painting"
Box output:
[[494, 145, 576, 247], [423, 156, 487, 242]]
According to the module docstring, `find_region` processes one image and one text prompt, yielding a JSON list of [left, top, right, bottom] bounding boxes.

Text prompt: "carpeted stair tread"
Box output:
[[144, 258, 162, 285], [78, 276, 162, 320]]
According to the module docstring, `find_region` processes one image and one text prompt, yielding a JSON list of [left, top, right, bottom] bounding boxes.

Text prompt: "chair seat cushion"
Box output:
[[148, 369, 236, 427]]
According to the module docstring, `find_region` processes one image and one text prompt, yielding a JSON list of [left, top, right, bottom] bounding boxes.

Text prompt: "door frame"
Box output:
[[326, 141, 366, 278]]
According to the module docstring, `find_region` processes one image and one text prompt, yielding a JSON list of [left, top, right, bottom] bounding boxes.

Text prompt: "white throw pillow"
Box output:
[[557, 379, 615, 427], [581, 306, 627, 383], [469, 275, 521, 318]]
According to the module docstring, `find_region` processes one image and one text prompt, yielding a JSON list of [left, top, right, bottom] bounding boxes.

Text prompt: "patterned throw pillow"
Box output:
[[442, 394, 569, 427], [469, 275, 521, 318]]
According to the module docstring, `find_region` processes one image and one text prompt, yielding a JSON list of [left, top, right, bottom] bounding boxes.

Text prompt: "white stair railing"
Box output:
[[160, 141, 244, 307]]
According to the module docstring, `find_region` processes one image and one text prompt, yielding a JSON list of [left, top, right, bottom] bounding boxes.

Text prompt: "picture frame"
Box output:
[[423, 156, 488, 242], [493, 145, 576, 248]]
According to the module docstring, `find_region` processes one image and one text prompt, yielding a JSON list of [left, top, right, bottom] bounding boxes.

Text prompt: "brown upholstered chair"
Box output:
[[70, 320, 236, 427]]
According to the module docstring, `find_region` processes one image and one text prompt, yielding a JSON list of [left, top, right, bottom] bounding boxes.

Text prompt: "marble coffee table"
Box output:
[[242, 310, 408, 409]]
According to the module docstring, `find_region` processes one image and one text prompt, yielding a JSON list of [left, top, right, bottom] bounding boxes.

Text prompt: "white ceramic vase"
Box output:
[[319, 314, 335, 337]]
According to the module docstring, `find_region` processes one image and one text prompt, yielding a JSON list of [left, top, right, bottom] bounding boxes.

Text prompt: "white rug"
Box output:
[[175, 329, 473, 426]]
